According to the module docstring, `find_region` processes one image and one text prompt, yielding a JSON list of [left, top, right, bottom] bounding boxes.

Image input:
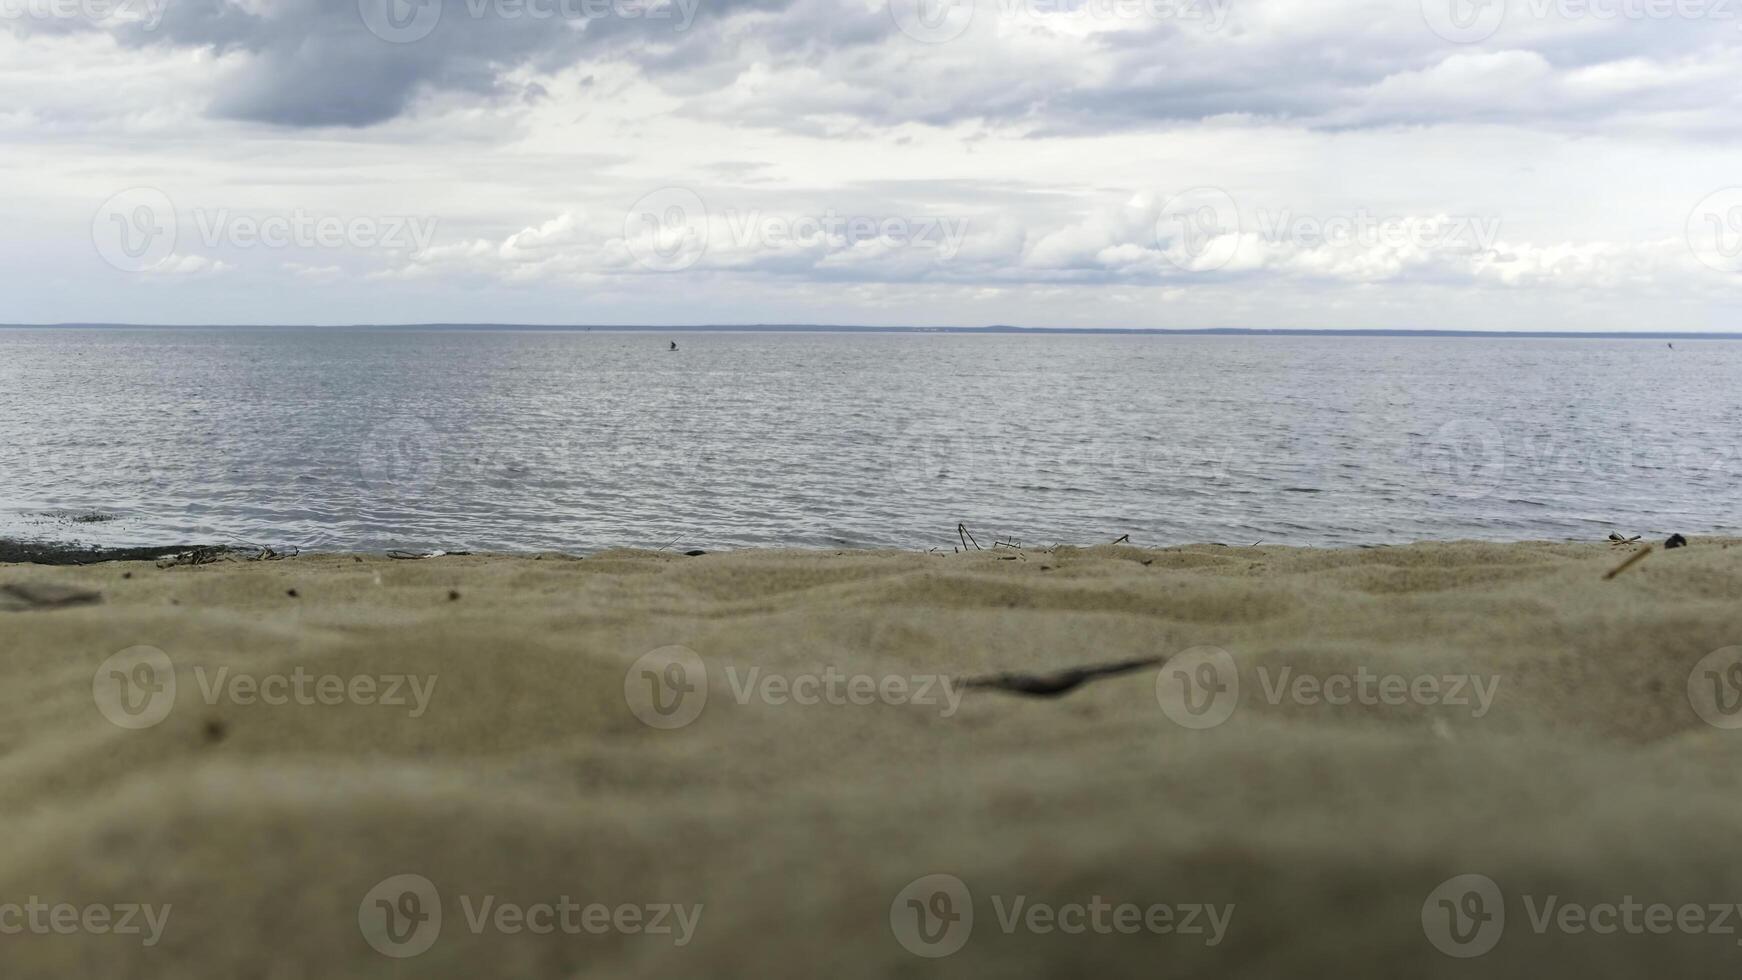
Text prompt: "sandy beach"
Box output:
[[3, 539, 1741, 977]]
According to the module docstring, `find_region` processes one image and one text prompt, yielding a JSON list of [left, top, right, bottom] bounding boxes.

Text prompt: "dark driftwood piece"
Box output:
[[1603, 545, 1653, 580], [961, 656, 1166, 698], [0, 582, 103, 611], [957, 523, 981, 551]]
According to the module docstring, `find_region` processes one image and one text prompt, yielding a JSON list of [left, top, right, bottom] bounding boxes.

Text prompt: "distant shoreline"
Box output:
[[3, 323, 1740, 339], [4, 534, 1723, 566]]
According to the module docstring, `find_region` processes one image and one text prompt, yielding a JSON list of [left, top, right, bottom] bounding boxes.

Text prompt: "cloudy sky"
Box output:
[[3, 0, 1740, 329]]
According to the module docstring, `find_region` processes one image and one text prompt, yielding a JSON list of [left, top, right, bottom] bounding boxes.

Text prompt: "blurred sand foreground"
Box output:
[[2, 540, 1742, 978]]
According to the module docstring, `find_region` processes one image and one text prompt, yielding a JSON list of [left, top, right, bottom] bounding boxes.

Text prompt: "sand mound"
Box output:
[[2, 540, 1739, 977]]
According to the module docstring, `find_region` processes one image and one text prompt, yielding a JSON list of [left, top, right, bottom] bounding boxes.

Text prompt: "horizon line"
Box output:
[[3, 323, 1739, 339]]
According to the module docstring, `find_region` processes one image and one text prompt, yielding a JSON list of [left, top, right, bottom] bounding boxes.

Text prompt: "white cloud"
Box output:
[[1, 0, 1739, 327]]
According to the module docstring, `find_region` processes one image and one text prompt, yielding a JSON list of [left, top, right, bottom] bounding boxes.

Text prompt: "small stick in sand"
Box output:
[[1604, 545, 1653, 580], [958, 523, 981, 551], [962, 656, 1166, 698]]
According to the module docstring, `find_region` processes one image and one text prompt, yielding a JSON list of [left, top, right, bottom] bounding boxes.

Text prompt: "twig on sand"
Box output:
[[156, 543, 299, 568], [1603, 545, 1653, 580], [962, 655, 1166, 698], [957, 523, 981, 551], [0, 582, 103, 611]]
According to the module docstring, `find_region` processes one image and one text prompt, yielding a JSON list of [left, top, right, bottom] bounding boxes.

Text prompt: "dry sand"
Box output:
[[2, 539, 1741, 977]]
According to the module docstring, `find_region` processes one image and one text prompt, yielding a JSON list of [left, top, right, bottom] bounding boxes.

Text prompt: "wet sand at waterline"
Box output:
[[2, 540, 1741, 977]]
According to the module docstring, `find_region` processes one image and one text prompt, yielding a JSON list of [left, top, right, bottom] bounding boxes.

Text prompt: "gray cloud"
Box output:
[[12, 0, 1737, 135], [74, 0, 786, 126]]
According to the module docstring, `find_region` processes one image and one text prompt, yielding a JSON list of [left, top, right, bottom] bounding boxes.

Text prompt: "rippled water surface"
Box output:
[[1, 328, 1737, 552]]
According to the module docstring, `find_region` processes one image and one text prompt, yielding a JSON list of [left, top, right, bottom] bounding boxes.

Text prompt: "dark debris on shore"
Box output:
[[0, 539, 197, 566]]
